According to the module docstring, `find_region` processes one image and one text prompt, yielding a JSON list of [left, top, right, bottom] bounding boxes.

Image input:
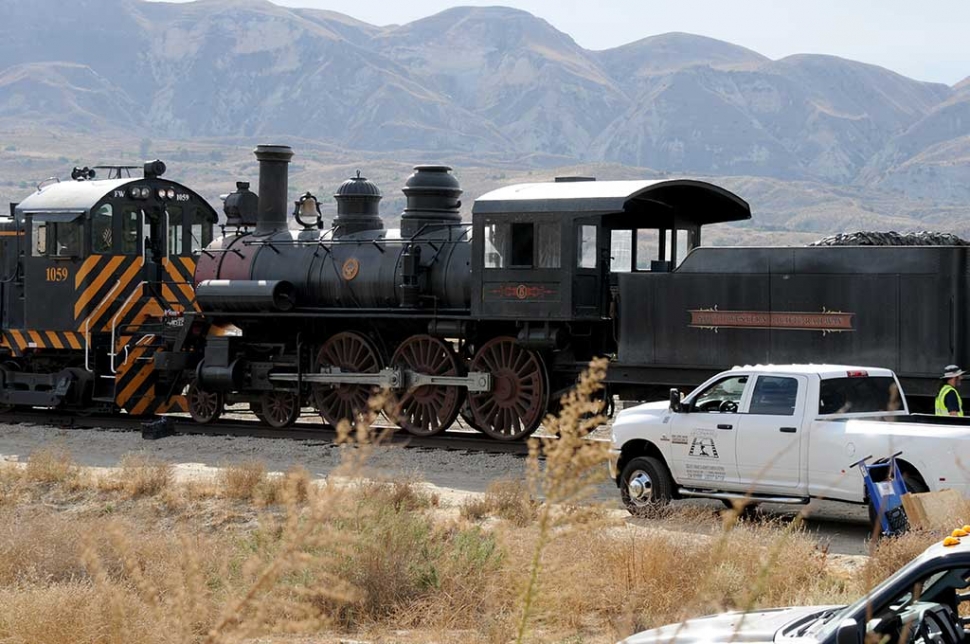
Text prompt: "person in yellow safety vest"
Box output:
[[935, 364, 965, 416]]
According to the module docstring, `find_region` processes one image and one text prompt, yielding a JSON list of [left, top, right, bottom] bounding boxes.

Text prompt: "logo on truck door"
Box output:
[[688, 306, 854, 334]]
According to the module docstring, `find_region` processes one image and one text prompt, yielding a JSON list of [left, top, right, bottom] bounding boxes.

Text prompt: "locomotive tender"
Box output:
[[0, 162, 216, 414]]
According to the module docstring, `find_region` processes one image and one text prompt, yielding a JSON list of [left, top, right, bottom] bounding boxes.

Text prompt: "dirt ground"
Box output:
[[0, 421, 874, 557]]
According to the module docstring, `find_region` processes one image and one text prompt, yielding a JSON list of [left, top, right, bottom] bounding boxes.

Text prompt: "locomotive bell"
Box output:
[[332, 170, 383, 238], [400, 165, 462, 237]]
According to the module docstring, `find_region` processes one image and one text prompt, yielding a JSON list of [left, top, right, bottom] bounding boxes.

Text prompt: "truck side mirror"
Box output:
[[669, 388, 683, 413], [835, 619, 861, 644]]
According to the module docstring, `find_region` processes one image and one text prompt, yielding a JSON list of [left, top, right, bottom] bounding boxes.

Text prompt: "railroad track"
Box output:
[[0, 409, 559, 456]]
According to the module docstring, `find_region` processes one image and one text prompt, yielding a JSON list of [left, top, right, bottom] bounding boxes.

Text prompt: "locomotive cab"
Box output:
[[471, 178, 751, 324]]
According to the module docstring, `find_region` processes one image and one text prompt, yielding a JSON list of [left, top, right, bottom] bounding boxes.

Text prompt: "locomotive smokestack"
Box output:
[[253, 144, 293, 236], [400, 165, 462, 237]]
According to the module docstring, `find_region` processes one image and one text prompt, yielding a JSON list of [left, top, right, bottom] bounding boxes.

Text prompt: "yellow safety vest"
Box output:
[[936, 384, 963, 416]]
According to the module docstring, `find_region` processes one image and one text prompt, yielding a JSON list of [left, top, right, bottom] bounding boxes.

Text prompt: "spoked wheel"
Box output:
[[467, 336, 548, 441], [259, 391, 301, 428], [312, 331, 382, 426], [187, 381, 223, 424], [390, 335, 463, 436]]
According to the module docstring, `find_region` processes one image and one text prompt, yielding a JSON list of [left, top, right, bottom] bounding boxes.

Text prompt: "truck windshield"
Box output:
[[818, 377, 901, 415]]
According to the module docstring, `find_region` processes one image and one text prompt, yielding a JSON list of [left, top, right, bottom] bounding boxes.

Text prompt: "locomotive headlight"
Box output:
[[166, 188, 176, 200], [140, 187, 151, 199], [129, 186, 140, 199], [157, 188, 167, 200]]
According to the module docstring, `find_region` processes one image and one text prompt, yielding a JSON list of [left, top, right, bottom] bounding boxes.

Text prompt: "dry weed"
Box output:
[[254, 465, 311, 506], [516, 357, 612, 643], [117, 454, 173, 497], [357, 478, 439, 512], [219, 460, 266, 500], [24, 445, 77, 484], [460, 479, 538, 527]]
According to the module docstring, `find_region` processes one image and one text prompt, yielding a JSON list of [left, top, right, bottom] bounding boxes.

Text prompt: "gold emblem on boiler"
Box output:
[[341, 258, 360, 281]]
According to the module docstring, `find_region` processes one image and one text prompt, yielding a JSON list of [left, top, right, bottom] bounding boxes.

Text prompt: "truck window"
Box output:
[[748, 376, 798, 416], [819, 377, 901, 415], [692, 375, 748, 413]]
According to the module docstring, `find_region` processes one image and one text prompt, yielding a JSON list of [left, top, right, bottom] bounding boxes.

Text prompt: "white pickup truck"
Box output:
[[609, 364, 970, 513]]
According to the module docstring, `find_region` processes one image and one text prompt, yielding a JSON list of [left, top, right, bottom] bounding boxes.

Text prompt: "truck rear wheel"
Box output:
[[620, 456, 673, 514]]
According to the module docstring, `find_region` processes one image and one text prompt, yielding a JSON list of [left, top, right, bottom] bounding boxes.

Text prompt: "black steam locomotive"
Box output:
[[172, 144, 968, 440]]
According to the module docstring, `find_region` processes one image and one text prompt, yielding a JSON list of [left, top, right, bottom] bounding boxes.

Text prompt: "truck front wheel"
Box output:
[[620, 456, 674, 514]]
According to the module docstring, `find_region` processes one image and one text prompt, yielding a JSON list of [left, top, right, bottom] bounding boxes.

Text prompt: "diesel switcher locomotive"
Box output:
[[0, 162, 216, 415]]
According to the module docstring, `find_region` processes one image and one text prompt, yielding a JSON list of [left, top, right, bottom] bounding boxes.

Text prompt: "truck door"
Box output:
[[735, 374, 807, 493], [667, 373, 750, 489]]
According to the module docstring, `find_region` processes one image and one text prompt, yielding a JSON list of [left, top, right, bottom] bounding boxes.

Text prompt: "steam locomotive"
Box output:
[[172, 144, 967, 439]]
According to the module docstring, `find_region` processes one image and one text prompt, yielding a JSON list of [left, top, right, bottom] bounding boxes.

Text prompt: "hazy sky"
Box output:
[[149, 0, 969, 85]]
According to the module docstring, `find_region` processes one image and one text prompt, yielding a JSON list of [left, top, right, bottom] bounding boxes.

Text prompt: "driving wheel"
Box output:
[[466, 336, 548, 441], [312, 331, 383, 426], [390, 335, 463, 436]]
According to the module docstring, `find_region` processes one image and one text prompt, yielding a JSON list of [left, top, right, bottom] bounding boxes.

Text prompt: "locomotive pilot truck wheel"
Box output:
[[187, 381, 224, 425], [620, 456, 674, 514]]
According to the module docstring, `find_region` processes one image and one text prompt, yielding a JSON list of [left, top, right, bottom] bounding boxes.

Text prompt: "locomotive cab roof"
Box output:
[[472, 178, 750, 227], [16, 178, 140, 217]]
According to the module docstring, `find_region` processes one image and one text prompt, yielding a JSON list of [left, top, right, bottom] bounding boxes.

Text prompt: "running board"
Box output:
[[677, 488, 809, 505]]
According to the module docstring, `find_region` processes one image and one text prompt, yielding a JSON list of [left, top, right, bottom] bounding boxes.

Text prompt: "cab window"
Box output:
[[577, 224, 597, 268], [190, 206, 213, 255], [167, 205, 184, 256], [92, 204, 113, 254], [691, 375, 748, 413], [32, 219, 81, 257], [509, 222, 533, 267], [120, 206, 141, 254], [611, 230, 632, 272], [536, 222, 560, 268]]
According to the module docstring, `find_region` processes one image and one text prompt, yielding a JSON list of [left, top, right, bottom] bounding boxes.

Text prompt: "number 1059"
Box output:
[[45, 267, 69, 282]]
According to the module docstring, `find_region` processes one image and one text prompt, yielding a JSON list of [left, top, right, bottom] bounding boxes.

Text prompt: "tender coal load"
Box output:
[[810, 231, 970, 246]]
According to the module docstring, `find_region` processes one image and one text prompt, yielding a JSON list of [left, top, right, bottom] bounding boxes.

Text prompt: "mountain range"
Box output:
[[0, 0, 967, 229]]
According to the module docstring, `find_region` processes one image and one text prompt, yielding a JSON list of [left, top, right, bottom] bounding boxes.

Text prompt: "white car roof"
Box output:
[[728, 364, 896, 379]]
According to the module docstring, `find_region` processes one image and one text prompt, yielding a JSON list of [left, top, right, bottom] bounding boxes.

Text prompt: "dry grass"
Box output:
[[460, 478, 538, 526], [24, 444, 77, 484], [218, 460, 266, 500], [117, 454, 173, 497], [0, 364, 955, 643]]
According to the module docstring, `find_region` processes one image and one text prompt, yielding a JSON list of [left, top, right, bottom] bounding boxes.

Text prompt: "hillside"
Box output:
[[0, 0, 966, 238]]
